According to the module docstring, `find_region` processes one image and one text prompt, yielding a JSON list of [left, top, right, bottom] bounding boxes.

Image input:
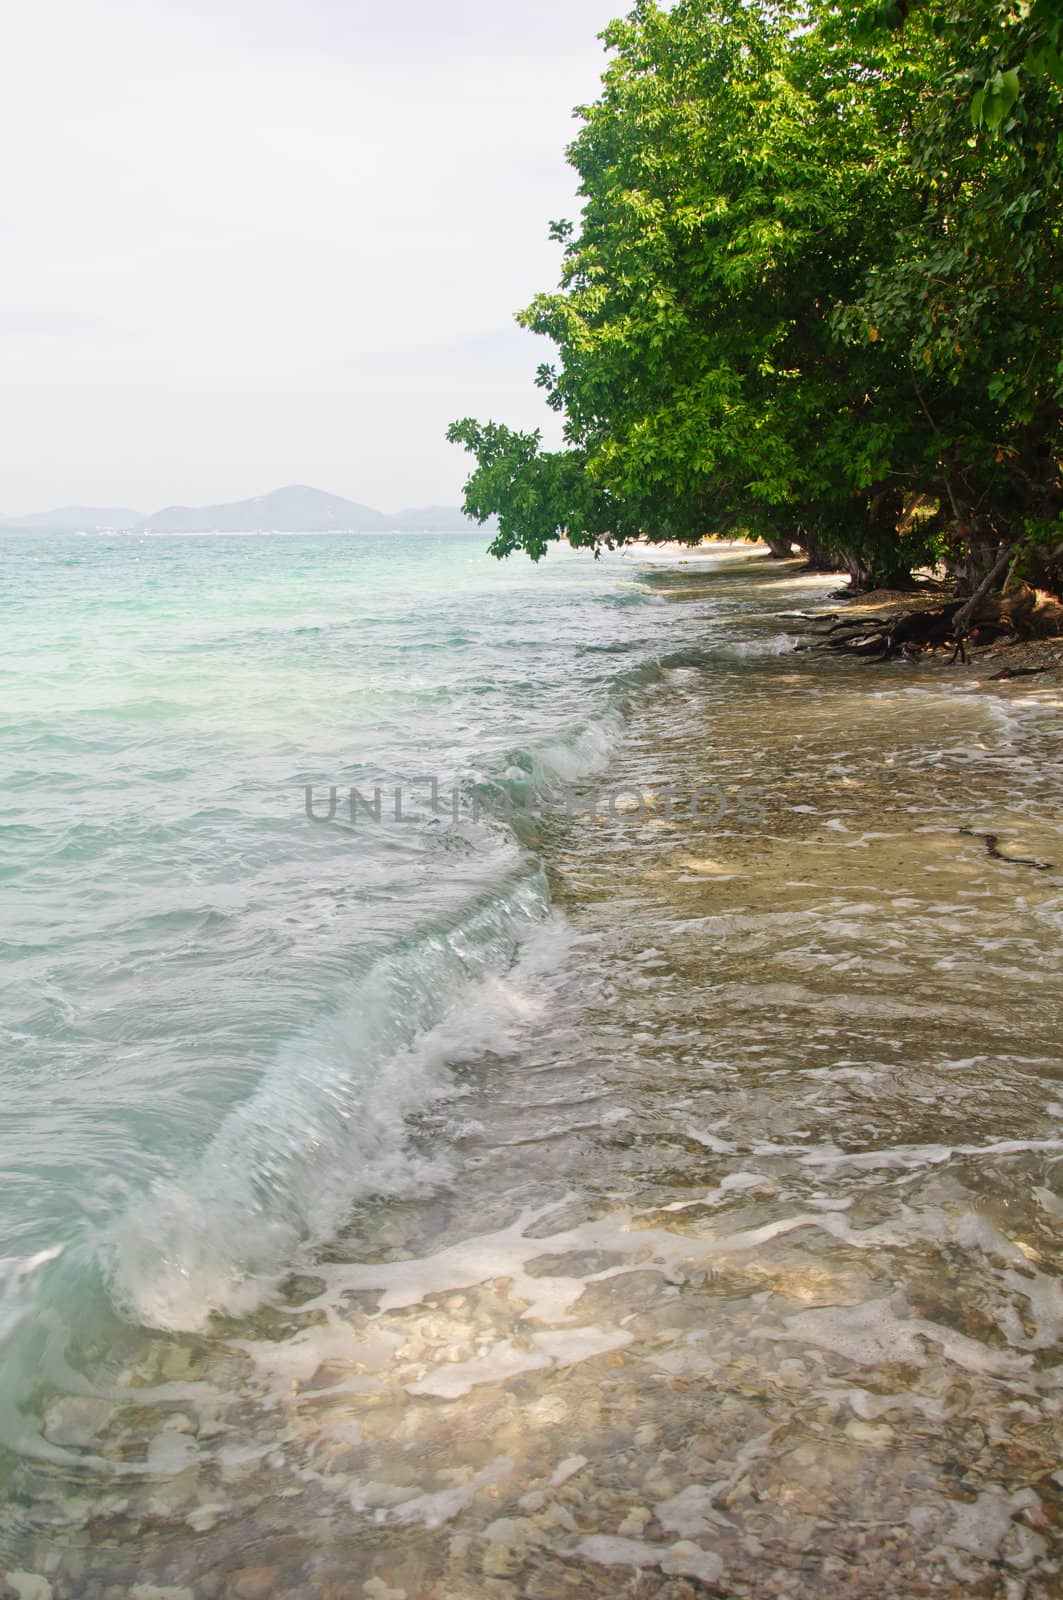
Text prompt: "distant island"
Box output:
[[0, 485, 496, 536]]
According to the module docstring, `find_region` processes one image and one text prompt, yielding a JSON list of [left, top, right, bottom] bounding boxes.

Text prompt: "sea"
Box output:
[[2, 531, 1062, 1597]]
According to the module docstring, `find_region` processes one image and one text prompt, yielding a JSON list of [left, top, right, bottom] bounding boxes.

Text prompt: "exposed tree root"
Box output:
[[805, 586, 1063, 664]]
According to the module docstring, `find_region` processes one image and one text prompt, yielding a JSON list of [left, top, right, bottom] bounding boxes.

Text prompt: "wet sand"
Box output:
[[4, 550, 1062, 1599]]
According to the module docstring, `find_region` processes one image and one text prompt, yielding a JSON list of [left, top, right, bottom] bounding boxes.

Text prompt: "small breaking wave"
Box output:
[[101, 870, 556, 1333]]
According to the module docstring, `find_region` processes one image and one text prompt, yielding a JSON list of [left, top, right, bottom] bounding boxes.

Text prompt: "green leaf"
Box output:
[[1042, 48, 1063, 89], [448, 0, 1063, 583]]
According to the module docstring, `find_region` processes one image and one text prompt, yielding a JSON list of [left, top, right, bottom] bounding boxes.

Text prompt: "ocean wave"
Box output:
[[711, 633, 798, 658], [100, 869, 555, 1334]]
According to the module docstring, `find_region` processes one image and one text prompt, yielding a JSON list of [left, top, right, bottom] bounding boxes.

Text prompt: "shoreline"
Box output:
[[5, 544, 1062, 1600], [648, 542, 1063, 685]]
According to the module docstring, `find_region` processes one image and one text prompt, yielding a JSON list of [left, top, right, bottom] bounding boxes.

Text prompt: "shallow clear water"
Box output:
[[2, 541, 1062, 1597], [0, 532, 671, 1354]]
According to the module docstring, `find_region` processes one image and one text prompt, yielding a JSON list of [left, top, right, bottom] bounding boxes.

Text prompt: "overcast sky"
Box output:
[[1, 0, 623, 514]]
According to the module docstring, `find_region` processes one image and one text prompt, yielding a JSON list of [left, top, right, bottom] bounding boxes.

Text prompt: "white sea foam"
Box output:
[[715, 633, 798, 658], [768, 1296, 1032, 1376], [792, 1136, 1063, 1173], [103, 880, 567, 1333]]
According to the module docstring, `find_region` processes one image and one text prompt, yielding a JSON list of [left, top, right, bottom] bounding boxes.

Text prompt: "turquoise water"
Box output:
[[0, 531, 665, 1418], [4, 541, 1063, 1595]]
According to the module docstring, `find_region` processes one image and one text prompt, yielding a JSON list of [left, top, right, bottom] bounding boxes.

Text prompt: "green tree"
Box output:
[[450, 0, 1063, 594], [831, 0, 1063, 585]]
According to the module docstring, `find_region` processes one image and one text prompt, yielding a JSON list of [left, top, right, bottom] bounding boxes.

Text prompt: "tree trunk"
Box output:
[[951, 513, 1007, 597], [798, 530, 849, 575], [953, 537, 1027, 638], [838, 550, 876, 592]]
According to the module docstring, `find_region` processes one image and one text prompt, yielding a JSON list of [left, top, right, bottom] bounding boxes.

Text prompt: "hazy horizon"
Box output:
[[0, 482, 492, 523], [2, 0, 622, 515]]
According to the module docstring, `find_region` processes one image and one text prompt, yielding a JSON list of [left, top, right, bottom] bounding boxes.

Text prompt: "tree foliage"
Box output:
[[448, 0, 1063, 593]]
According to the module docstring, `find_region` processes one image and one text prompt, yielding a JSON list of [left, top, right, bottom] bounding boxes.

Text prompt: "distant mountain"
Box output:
[[0, 505, 143, 533], [0, 486, 494, 536], [142, 485, 390, 534]]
